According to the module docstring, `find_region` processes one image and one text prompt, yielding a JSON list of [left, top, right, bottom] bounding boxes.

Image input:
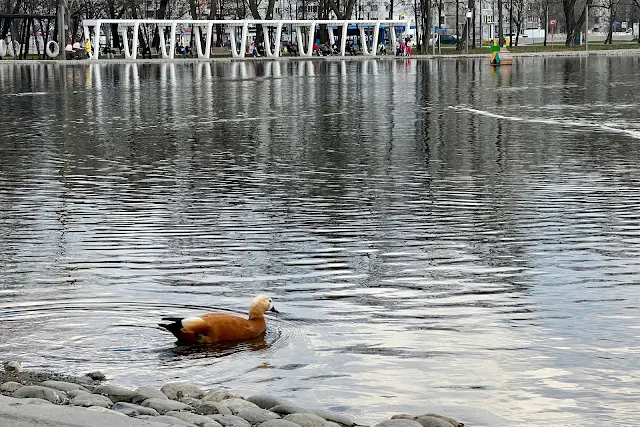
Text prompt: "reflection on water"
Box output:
[[1, 57, 640, 426]]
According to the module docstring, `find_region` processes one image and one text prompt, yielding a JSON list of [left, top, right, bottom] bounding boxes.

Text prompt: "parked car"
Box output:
[[428, 34, 457, 45]]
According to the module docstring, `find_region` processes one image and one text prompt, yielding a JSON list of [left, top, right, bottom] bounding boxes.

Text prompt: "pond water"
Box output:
[[1, 56, 640, 426]]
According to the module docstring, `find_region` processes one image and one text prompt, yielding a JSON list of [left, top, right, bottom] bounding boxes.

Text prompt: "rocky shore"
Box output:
[[0, 361, 463, 427]]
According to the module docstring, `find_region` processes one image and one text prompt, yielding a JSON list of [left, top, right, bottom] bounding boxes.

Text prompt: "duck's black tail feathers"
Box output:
[[159, 317, 183, 336]]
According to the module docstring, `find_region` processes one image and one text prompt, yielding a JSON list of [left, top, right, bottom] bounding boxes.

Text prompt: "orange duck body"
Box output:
[[160, 295, 278, 344]]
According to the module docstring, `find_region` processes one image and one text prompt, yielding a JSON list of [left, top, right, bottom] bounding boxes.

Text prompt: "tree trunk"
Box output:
[[543, 3, 548, 46], [152, 0, 169, 48], [498, 0, 504, 45], [563, 0, 589, 46], [420, 0, 430, 53], [604, 1, 614, 44]]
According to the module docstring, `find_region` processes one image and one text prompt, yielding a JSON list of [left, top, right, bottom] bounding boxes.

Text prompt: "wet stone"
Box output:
[[86, 371, 107, 381], [236, 408, 281, 424], [203, 390, 244, 402], [87, 406, 128, 416], [258, 419, 305, 427], [93, 384, 138, 403], [7, 398, 53, 406], [12, 385, 68, 404], [221, 398, 261, 414], [418, 414, 463, 427], [41, 380, 90, 393], [313, 410, 355, 427], [3, 361, 21, 372], [133, 385, 169, 404], [1, 381, 22, 393], [69, 393, 113, 408], [247, 395, 290, 410], [375, 420, 424, 427], [284, 413, 328, 427], [162, 382, 205, 401], [167, 410, 224, 427], [142, 397, 193, 414], [112, 401, 161, 416], [207, 414, 252, 427], [67, 389, 91, 399], [270, 404, 313, 415], [197, 401, 233, 415], [180, 396, 203, 407], [138, 414, 197, 426], [415, 416, 458, 427]]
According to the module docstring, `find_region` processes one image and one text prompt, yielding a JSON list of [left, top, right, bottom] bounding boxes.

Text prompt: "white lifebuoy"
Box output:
[[0, 40, 6, 57], [45, 40, 60, 58], [6, 41, 20, 57]]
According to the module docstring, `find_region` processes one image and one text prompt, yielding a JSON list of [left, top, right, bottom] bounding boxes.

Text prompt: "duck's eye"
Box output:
[[268, 299, 272, 303]]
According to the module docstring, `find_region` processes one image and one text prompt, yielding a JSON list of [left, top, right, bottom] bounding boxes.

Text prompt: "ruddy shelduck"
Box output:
[[159, 295, 279, 344]]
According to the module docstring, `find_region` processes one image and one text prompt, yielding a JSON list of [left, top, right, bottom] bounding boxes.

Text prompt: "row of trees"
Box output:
[[1, 0, 638, 52]]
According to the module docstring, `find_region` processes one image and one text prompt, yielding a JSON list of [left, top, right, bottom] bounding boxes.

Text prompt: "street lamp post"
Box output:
[[466, 9, 472, 53]]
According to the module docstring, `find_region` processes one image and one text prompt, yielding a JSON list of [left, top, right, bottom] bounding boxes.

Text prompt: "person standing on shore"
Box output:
[[85, 38, 92, 59]]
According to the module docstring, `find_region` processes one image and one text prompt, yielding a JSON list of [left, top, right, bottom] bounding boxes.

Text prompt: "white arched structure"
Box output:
[[82, 19, 410, 60]]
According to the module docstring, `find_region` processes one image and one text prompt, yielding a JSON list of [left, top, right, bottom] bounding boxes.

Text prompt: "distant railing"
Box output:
[[82, 19, 410, 60]]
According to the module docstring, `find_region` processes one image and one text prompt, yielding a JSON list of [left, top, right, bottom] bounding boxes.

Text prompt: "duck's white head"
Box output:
[[249, 295, 279, 319]]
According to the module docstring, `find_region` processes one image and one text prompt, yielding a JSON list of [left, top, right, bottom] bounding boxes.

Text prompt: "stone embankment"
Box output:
[[0, 361, 463, 427]]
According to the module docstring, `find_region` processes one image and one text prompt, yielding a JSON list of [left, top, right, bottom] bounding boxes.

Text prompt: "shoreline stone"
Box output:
[[94, 384, 139, 403], [12, 385, 68, 404], [162, 382, 205, 401], [142, 397, 193, 414], [0, 365, 465, 427], [207, 414, 252, 427], [70, 393, 113, 408]]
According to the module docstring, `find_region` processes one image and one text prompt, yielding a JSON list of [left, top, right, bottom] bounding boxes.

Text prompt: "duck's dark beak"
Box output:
[[269, 306, 279, 314]]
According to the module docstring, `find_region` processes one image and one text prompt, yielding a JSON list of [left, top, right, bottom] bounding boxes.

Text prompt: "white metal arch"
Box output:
[[82, 18, 410, 60]]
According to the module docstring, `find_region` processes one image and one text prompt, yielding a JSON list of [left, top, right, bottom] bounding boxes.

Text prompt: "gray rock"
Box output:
[[269, 404, 313, 415], [258, 419, 305, 427], [1, 381, 22, 393], [197, 401, 233, 415], [12, 385, 68, 404], [94, 384, 138, 403], [41, 380, 90, 393], [415, 416, 459, 427], [247, 395, 290, 410], [132, 386, 169, 404], [141, 397, 193, 414], [390, 415, 414, 421], [207, 414, 252, 427], [375, 420, 424, 427], [167, 410, 224, 427], [69, 393, 113, 408], [112, 401, 161, 416], [113, 405, 142, 417], [86, 406, 128, 416], [67, 389, 91, 399], [418, 414, 462, 427], [284, 413, 328, 427], [86, 371, 107, 381], [313, 410, 355, 427], [221, 398, 261, 414], [180, 396, 203, 406], [202, 390, 243, 402], [138, 414, 197, 426], [3, 361, 21, 372], [325, 422, 341, 427], [162, 382, 205, 401], [7, 398, 53, 405], [236, 408, 281, 424]]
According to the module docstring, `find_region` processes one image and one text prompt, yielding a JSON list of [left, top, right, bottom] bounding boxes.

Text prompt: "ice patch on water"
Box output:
[[5, 91, 48, 97], [449, 105, 640, 140]]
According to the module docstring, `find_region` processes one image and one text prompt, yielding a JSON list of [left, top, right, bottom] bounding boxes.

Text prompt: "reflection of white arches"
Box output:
[[82, 19, 409, 60]]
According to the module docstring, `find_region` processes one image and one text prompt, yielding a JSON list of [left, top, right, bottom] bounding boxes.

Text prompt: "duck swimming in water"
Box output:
[[159, 295, 279, 344]]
